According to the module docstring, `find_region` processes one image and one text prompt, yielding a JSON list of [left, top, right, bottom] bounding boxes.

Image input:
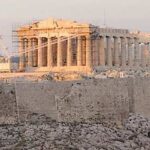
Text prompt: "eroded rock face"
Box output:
[[0, 113, 150, 150]]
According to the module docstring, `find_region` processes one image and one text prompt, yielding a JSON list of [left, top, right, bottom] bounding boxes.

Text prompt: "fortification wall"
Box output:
[[0, 82, 17, 124], [14, 78, 134, 124], [133, 78, 150, 118], [0, 78, 150, 125]]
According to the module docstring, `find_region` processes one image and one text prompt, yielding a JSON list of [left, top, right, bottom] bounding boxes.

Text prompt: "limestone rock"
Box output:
[[0, 113, 150, 149]]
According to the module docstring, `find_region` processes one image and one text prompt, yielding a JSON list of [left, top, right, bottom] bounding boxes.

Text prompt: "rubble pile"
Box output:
[[41, 72, 83, 81], [0, 114, 150, 150], [94, 68, 150, 79], [40, 68, 150, 81], [1, 68, 150, 82]]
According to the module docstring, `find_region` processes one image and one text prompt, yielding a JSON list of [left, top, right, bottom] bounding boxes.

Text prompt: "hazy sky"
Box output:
[[0, 0, 150, 51]]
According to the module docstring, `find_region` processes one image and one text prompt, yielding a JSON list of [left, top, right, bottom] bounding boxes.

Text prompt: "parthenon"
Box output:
[[17, 18, 150, 72]]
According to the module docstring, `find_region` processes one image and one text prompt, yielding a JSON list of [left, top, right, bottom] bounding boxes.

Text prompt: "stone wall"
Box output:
[[15, 79, 132, 124], [0, 82, 17, 124], [133, 78, 150, 118], [1, 78, 150, 125]]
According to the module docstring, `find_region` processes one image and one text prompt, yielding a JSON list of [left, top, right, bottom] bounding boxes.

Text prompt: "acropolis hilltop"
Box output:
[[1, 0, 150, 148], [17, 18, 150, 73]]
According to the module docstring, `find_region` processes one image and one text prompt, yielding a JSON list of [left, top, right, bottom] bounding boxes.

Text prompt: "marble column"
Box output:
[[145, 44, 149, 66], [146, 43, 150, 66], [23, 40, 26, 67], [128, 38, 134, 67], [38, 37, 42, 67], [77, 36, 82, 66], [31, 39, 35, 67], [99, 36, 105, 66], [107, 36, 112, 67], [141, 43, 146, 67], [86, 35, 92, 67], [32, 39, 36, 67], [94, 38, 99, 66], [148, 43, 150, 51], [134, 38, 140, 66], [24, 39, 28, 67], [19, 38, 25, 70], [57, 37, 63, 67], [27, 39, 33, 67], [47, 38, 53, 67], [121, 37, 126, 67], [114, 37, 119, 66], [67, 36, 72, 66]]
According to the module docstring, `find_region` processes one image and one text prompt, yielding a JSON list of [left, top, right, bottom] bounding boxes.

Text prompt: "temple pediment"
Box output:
[[19, 18, 91, 30], [37, 18, 90, 29]]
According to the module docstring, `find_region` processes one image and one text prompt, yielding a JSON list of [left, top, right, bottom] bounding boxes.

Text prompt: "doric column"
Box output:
[[67, 36, 72, 66], [47, 38, 53, 67], [91, 38, 98, 66], [148, 43, 150, 51], [141, 43, 146, 67], [24, 39, 28, 67], [146, 43, 150, 66], [121, 37, 126, 67], [114, 37, 119, 66], [107, 36, 112, 67], [134, 38, 140, 66], [27, 39, 33, 67], [128, 38, 134, 67], [57, 37, 63, 67], [77, 36, 82, 66], [86, 35, 92, 67], [19, 38, 25, 70], [145, 44, 150, 66], [38, 37, 42, 67], [99, 36, 105, 66], [22, 40, 26, 68], [32, 39, 37, 67]]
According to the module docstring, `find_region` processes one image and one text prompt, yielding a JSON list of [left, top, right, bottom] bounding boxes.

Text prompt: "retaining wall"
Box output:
[[0, 78, 150, 124], [16, 79, 130, 124], [0, 82, 17, 124]]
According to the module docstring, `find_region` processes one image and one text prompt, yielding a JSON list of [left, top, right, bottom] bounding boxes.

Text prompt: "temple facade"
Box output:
[[17, 18, 150, 73]]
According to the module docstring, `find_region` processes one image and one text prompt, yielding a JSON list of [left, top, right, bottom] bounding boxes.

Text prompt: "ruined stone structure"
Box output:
[[1, 78, 150, 124], [17, 18, 150, 72]]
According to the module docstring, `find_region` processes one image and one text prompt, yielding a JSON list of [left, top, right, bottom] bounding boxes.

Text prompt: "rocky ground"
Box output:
[[1, 68, 150, 82], [0, 114, 150, 150], [93, 68, 150, 79], [40, 68, 150, 81]]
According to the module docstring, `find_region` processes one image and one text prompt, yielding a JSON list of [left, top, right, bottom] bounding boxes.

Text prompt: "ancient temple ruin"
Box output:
[[17, 18, 150, 72]]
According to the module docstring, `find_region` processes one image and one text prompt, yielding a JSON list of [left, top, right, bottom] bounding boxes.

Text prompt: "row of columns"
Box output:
[[19, 35, 150, 70], [98, 36, 149, 67], [19, 35, 92, 70], [19, 38, 38, 69]]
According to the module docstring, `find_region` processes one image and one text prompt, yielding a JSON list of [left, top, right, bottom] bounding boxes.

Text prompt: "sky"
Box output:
[[0, 0, 150, 51]]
